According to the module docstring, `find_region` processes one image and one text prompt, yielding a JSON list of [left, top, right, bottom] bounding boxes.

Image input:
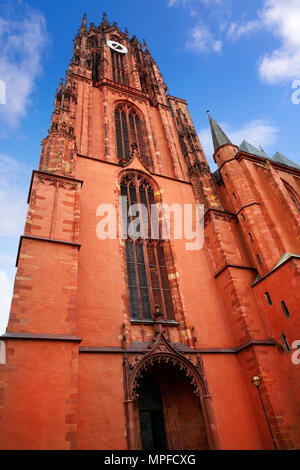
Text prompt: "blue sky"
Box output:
[[0, 0, 299, 333]]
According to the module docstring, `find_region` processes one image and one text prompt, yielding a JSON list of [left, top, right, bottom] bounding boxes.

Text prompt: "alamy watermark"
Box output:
[[0, 80, 6, 105], [291, 79, 300, 104], [96, 198, 204, 251], [291, 340, 300, 365]]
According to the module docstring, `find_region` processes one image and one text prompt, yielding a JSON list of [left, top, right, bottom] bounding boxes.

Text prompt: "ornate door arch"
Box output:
[[122, 324, 219, 450]]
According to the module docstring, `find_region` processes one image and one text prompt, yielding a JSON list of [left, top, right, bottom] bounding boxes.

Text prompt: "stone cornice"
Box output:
[[214, 263, 257, 279], [79, 339, 276, 354], [204, 208, 237, 226], [1, 332, 82, 342], [235, 201, 260, 216], [204, 207, 236, 219], [167, 95, 187, 105], [95, 78, 150, 103], [216, 150, 300, 176], [251, 253, 300, 287], [77, 153, 192, 185], [236, 151, 300, 175], [27, 170, 84, 204]]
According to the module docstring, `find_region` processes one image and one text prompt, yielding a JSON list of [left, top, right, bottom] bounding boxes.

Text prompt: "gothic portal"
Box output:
[[0, 13, 300, 450]]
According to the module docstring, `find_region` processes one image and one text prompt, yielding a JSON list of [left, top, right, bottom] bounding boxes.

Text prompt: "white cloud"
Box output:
[[0, 253, 15, 264], [228, 20, 261, 39], [0, 153, 30, 237], [198, 118, 279, 168], [168, 0, 221, 6], [0, 4, 48, 127], [168, 0, 181, 5], [0, 152, 30, 334], [224, 119, 278, 149], [0, 270, 13, 335], [186, 23, 222, 53], [170, 0, 300, 81], [228, 0, 300, 84], [167, 0, 223, 53], [168, 0, 222, 18], [259, 0, 300, 83]]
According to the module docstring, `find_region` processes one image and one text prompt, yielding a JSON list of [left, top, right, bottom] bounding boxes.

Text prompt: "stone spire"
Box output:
[[208, 112, 233, 153], [101, 12, 109, 27], [81, 13, 87, 29]]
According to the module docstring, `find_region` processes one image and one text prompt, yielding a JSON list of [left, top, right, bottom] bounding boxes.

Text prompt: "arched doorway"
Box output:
[[138, 373, 166, 450], [135, 362, 209, 450], [124, 328, 217, 450]]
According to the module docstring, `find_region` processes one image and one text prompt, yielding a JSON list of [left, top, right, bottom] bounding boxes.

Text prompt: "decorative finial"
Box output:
[[143, 39, 150, 54], [102, 12, 108, 24], [206, 109, 210, 114], [80, 13, 87, 30], [57, 78, 63, 90]]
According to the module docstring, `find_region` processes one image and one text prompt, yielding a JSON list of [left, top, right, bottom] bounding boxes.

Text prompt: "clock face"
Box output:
[[107, 40, 128, 54]]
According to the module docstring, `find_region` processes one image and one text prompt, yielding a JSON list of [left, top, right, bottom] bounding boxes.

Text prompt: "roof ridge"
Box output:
[[239, 140, 269, 159], [272, 151, 300, 170]]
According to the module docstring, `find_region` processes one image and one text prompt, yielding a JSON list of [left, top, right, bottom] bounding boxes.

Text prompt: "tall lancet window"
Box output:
[[120, 173, 175, 322], [115, 103, 151, 168], [111, 49, 127, 85], [284, 182, 300, 214]]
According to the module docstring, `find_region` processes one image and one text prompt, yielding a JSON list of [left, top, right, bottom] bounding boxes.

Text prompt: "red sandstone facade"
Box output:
[[0, 13, 300, 450]]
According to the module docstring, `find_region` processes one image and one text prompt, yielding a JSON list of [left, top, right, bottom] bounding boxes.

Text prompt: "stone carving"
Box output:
[[125, 327, 207, 400]]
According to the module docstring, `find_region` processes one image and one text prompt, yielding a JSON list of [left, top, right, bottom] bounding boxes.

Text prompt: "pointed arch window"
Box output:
[[121, 174, 175, 322], [115, 104, 151, 168], [284, 182, 300, 214]]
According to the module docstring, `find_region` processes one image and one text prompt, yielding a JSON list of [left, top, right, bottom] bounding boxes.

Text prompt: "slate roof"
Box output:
[[272, 151, 300, 170], [239, 140, 269, 159], [239, 141, 300, 171], [208, 115, 300, 171]]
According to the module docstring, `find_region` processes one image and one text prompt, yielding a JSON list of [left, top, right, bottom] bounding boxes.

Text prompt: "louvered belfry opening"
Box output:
[[111, 49, 127, 85], [120, 173, 175, 322], [115, 103, 152, 168]]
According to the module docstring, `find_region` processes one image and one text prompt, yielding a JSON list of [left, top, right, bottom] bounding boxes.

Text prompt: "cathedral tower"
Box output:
[[0, 14, 299, 450]]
